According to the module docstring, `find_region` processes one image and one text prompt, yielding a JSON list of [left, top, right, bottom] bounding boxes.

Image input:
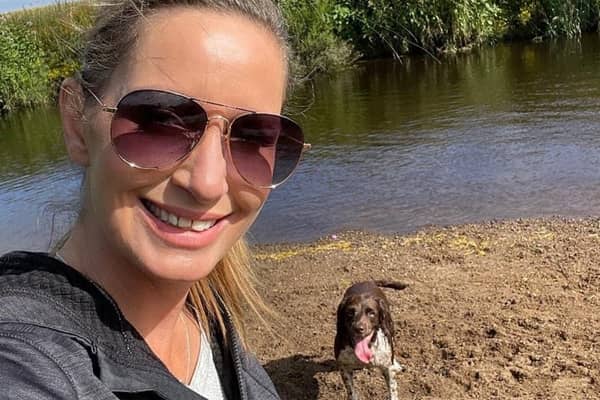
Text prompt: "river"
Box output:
[[2, 35, 600, 253]]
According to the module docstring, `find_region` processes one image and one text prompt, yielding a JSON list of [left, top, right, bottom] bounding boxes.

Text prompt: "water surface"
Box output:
[[2, 35, 600, 253], [253, 35, 600, 243]]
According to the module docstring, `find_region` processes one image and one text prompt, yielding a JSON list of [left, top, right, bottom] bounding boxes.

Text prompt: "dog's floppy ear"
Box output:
[[334, 297, 352, 357], [377, 297, 394, 339], [336, 297, 350, 333]]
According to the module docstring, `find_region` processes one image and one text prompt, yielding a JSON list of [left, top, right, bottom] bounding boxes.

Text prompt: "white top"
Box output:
[[186, 331, 227, 400]]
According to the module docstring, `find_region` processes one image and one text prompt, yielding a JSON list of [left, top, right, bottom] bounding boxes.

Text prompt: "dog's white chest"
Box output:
[[337, 329, 393, 369], [371, 329, 393, 366]]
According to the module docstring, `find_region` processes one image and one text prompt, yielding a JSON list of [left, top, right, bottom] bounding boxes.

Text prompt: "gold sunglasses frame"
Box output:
[[85, 87, 311, 189]]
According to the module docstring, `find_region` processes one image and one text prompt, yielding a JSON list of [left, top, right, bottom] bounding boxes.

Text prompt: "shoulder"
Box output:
[[212, 317, 280, 400], [0, 322, 102, 399], [0, 252, 89, 329], [0, 251, 122, 339], [0, 251, 75, 296], [0, 250, 53, 269], [205, 323, 279, 400], [0, 253, 104, 398], [237, 342, 281, 400]]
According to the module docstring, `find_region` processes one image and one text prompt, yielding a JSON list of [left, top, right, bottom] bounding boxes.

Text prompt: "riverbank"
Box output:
[[2, 0, 600, 113], [247, 217, 599, 399]]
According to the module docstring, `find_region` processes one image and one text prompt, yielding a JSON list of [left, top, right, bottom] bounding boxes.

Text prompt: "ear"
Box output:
[[336, 299, 348, 334], [377, 298, 394, 339], [59, 78, 90, 166]]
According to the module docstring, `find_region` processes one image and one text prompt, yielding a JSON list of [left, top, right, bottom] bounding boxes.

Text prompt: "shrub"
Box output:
[[330, 0, 504, 58], [0, 1, 92, 112], [4, 1, 93, 93], [1, 0, 599, 114], [0, 18, 50, 112], [500, 0, 600, 39], [280, 0, 357, 80]]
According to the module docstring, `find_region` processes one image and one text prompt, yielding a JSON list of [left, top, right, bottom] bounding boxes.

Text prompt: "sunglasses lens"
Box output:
[[111, 90, 207, 168], [229, 114, 304, 187], [109, 90, 305, 187]]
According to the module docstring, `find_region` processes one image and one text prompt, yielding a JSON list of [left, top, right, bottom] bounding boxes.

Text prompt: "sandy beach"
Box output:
[[247, 217, 600, 399]]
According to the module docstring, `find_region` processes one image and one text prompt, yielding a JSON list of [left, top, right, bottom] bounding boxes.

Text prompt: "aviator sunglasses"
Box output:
[[87, 88, 310, 188]]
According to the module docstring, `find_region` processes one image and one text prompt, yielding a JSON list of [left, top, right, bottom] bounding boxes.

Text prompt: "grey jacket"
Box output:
[[0, 252, 280, 400]]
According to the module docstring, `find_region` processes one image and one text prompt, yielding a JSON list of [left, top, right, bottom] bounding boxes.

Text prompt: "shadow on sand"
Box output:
[[264, 354, 337, 400]]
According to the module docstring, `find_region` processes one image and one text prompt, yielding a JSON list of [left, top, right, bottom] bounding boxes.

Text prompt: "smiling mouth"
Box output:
[[141, 199, 217, 232]]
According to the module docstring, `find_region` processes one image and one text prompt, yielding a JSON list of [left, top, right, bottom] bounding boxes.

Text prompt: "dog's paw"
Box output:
[[391, 361, 406, 373]]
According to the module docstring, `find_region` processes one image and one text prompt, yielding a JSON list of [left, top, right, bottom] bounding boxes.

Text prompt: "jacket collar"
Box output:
[[0, 251, 232, 400]]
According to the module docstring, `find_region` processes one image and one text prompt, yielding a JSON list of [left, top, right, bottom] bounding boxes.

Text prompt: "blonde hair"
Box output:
[[75, 0, 288, 347], [79, 0, 292, 97], [189, 239, 271, 347]]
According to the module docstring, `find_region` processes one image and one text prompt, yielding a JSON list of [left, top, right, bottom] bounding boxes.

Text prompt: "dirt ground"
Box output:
[[246, 217, 600, 399]]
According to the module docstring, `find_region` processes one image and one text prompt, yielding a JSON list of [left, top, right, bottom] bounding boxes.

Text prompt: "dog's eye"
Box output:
[[366, 309, 376, 318], [346, 309, 356, 317]]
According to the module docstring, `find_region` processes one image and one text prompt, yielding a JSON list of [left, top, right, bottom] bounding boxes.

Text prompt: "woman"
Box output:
[[0, 0, 308, 399]]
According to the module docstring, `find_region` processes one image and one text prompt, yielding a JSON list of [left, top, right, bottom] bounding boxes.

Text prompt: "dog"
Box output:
[[334, 280, 408, 400]]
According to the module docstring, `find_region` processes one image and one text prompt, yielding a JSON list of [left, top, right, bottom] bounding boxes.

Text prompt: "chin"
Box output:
[[125, 241, 220, 283]]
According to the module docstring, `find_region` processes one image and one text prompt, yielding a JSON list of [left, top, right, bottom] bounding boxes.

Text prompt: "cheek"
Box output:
[[366, 317, 377, 329], [90, 152, 143, 196], [86, 143, 163, 220], [230, 182, 270, 214], [221, 184, 269, 247], [370, 315, 379, 328]]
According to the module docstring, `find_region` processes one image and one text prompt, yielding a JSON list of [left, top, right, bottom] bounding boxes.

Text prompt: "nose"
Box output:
[[353, 322, 367, 335], [170, 120, 229, 203]]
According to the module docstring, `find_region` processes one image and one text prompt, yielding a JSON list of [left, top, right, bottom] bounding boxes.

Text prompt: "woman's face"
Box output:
[[74, 9, 287, 281]]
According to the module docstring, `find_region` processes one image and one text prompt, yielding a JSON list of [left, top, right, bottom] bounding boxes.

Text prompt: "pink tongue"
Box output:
[[354, 332, 374, 363]]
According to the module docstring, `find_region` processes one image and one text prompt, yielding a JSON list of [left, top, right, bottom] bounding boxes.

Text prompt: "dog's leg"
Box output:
[[341, 370, 360, 400], [384, 361, 404, 400], [391, 360, 405, 373]]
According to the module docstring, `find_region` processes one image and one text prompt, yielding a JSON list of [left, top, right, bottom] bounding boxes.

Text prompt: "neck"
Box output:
[[58, 220, 199, 376]]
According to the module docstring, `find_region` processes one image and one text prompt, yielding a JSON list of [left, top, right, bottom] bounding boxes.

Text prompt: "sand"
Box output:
[[247, 217, 600, 399]]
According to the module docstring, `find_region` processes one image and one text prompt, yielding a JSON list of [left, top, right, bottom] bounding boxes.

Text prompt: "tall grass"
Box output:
[[325, 0, 505, 57], [280, 0, 356, 81], [322, 0, 600, 58], [1, 0, 599, 113], [500, 0, 600, 39], [0, 18, 49, 112], [0, 1, 92, 112]]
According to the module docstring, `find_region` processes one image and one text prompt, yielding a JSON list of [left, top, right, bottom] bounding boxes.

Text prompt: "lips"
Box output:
[[142, 199, 217, 232], [139, 199, 229, 249]]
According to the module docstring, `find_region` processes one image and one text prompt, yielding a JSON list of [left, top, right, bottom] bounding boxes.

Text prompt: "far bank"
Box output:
[[2, 0, 600, 113]]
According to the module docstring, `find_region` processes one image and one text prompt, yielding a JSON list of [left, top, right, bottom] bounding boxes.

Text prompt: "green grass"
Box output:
[[0, 18, 49, 112], [0, 1, 92, 112], [281, 0, 357, 81], [499, 0, 600, 39]]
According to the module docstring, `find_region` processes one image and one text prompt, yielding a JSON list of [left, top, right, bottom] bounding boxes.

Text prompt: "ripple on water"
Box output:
[[0, 162, 81, 254], [5, 37, 600, 247]]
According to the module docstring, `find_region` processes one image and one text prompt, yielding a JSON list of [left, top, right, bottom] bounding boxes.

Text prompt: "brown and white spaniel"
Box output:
[[334, 280, 408, 400]]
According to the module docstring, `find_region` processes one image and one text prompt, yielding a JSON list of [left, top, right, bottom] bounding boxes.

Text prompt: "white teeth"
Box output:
[[160, 209, 169, 222], [146, 201, 216, 232], [178, 217, 192, 229], [191, 220, 214, 232]]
